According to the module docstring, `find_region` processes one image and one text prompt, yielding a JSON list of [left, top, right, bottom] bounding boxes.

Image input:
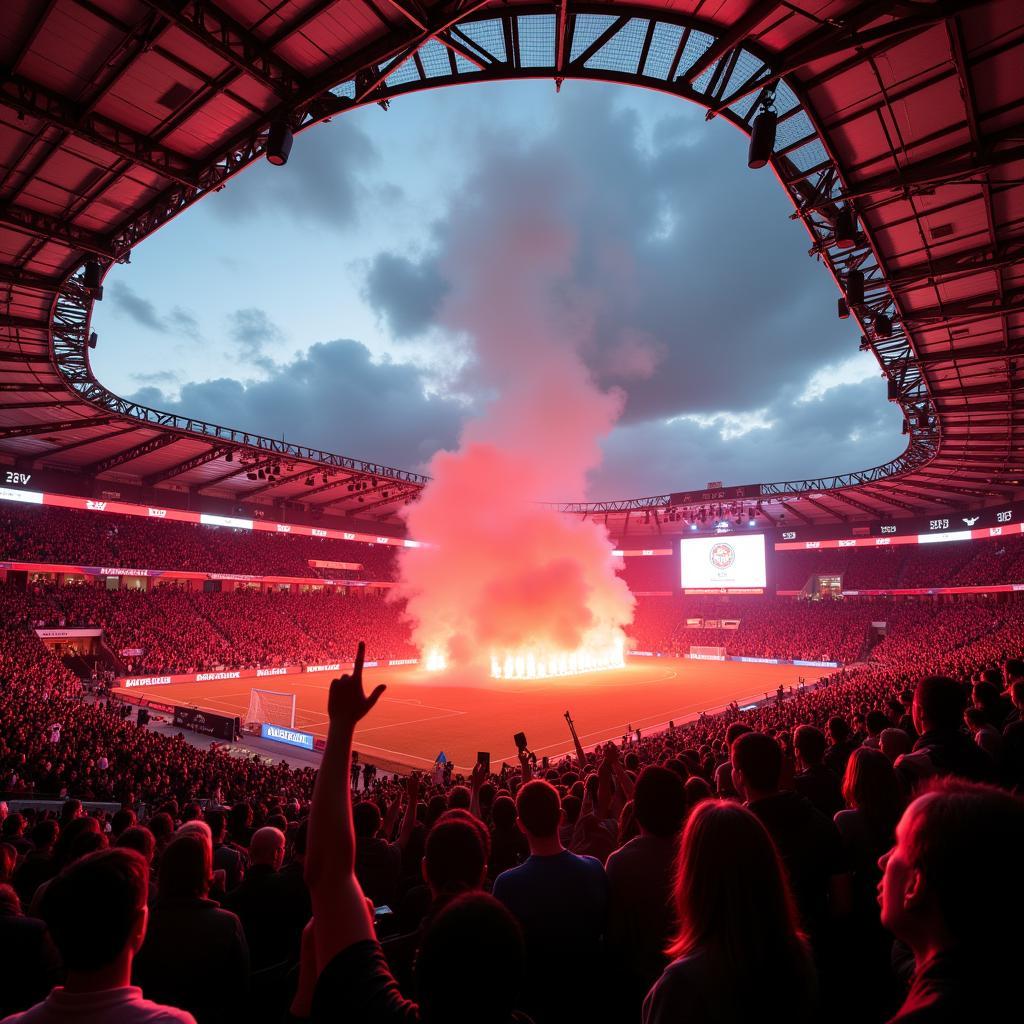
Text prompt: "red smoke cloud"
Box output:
[[395, 181, 635, 673]]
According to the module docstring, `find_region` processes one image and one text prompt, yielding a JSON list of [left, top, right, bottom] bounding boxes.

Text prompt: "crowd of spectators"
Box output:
[[773, 532, 1024, 591], [0, 506, 399, 581], [2, 593, 1022, 1023], [25, 585, 416, 675], [3, 506, 1024, 1021], [628, 594, 879, 662]]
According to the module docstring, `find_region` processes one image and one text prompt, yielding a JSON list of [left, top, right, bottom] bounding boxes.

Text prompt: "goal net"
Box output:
[[245, 689, 297, 730]]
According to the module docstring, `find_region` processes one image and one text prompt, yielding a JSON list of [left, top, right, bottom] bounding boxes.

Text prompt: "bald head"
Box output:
[[250, 827, 286, 869]]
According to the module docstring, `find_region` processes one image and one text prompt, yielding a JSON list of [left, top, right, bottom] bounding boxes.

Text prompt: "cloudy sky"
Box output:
[[91, 80, 903, 500]]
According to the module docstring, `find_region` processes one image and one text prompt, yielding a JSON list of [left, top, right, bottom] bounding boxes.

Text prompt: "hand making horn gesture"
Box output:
[[328, 642, 386, 727]]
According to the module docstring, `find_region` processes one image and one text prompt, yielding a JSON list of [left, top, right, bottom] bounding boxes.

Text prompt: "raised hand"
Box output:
[[327, 642, 386, 727]]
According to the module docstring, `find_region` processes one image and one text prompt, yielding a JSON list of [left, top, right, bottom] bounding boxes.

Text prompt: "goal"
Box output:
[[246, 689, 297, 730]]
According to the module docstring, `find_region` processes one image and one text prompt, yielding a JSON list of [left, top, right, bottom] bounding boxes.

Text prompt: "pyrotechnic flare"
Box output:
[[395, 169, 638, 678]]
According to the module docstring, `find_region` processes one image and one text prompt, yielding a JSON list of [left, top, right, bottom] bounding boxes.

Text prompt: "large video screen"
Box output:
[[680, 533, 767, 590]]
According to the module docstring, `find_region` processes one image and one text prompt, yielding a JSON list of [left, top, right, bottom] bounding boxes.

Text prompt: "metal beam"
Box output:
[[804, 496, 847, 521], [243, 466, 318, 498], [855, 488, 919, 512], [711, 0, 988, 114], [0, 351, 50, 364], [0, 72, 199, 188], [793, 137, 1024, 217], [299, 476, 361, 502], [357, 484, 420, 515], [0, 203, 117, 259], [82, 432, 181, 476], [680, 0, 782, 85], [197, 456, 278, 492], [0, 265, 62, 291], [139, 0, 306, 99], [911, 338, 1024, 365], [352, 0, 491, 103], [27, 425, 139, 464], [885, 235, 1024, 292], [0, 415, 114, 439], [321, 479, 401, 507], [901, 288, 1024, 329], [0, 400, 70, 411], [555, 0, 570, 74], [0, 383, 55, 392], [779, 501, 813, 525], [2, 315, 50, 332], [569, 16, 629, 70], [914, 473, 1016, 494], [143, 444, 228, 485], [832, 491, 888, 516], [379, 0, 428, 31]]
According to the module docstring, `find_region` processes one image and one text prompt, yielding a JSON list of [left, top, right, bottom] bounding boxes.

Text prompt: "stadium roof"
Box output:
[[1, 0, 1021, 529]]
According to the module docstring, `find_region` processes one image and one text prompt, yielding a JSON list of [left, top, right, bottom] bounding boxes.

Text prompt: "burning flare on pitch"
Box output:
[[394, 172, 642, 682], [490, 634, 625, 680]]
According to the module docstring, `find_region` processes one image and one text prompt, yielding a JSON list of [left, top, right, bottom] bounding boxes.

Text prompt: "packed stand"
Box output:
[[4, 565, 1024, 1023], [774, 532, 1024, 591], [0, 505, 399, 581], [628, 594, 876, 663], [26, 585, 416, 675]]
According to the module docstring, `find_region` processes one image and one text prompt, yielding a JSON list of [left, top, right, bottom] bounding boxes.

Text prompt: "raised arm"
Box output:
[[305, 642, 387, 967], [398, 771, 420, 850], [469, 761, 486, 820]]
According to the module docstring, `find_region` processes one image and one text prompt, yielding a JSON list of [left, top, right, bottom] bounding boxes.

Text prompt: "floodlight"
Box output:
[[267, 121, 293, 166], [875, 313, 893, 338], [748, 109, 777, 169], [834, 208, 857, 249], [838, 298, 849, 320], [845, 268, 864, 306], [84, 259, 103, 297]]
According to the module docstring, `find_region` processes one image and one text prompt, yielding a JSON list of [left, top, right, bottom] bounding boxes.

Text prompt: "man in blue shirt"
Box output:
[[493, 779, 608, 1024]]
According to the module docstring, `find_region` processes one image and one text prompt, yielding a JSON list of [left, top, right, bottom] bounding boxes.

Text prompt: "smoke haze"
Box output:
[[395, 161, 638, 672]]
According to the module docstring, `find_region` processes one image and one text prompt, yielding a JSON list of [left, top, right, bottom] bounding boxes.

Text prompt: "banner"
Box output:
[[173, 706, 238, 741], [0, 485, 424, 548], [260, 723, 314, 750], [35, 628, 101, 639], [690, 645, 726, 660]]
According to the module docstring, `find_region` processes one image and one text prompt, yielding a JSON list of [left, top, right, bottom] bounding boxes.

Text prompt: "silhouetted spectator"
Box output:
[[879, 780, 1024, 1021], [7, 849, 194, 1022], [643, 800, 815, 1024]]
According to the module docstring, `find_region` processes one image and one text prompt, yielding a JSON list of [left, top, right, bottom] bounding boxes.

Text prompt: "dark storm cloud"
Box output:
[[592, 376, 905, 500], [208, 119, 386, 231], [110, 282, 166, 333], [131, 369, 180, 385], [110, 283, 202, 340], [228, 308, 283, 369], [127, 338, 463, 471], [364, 253, 449, 338], [364, 88, 860, 424]]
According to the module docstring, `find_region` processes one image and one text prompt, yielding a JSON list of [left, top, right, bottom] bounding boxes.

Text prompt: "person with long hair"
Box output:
[[834, 745, 909, 1020], [836, 747, 907, 886], [643, 800, 815, 1024]]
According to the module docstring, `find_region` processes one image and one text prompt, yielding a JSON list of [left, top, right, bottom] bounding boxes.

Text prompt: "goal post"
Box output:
[[245, 689, 297, 730]]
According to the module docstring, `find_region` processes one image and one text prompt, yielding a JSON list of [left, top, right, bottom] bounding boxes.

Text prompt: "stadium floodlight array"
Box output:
[[246, 689, 297, 730]]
